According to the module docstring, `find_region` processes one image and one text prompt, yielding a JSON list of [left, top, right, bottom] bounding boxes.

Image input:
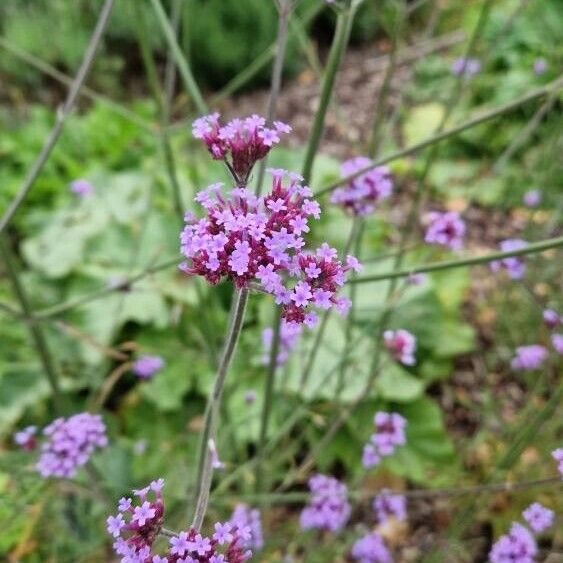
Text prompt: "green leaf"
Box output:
[[375, 363, 424, 402], [403, 103, 445, 146], [433, 321, 476, 357]]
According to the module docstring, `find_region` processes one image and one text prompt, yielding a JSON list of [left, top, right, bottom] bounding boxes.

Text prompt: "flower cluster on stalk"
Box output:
[[522, 502, 554, 534], [490, 522, 537, 563], [351, 532, 392, 563], [383, 329, 416, 366], [133, 355, 165, 379], [510, 345, 548, 371], [373, 491, 407, 524], [424, 211, 465, 250], [490, 239, 527, 280], [180, 167, 360, 326], [13, 425, 37, 451], [362, 412, 407, 469], [228, 505, 263, 551], [330, 157, 393, 216], [299, 474, 351, 532], [451, 57, 481, 77], [261, 321, 301, 366], [36, 413, 107, 478], [107, 480, 252, 562], [552, 448, 563, 477]]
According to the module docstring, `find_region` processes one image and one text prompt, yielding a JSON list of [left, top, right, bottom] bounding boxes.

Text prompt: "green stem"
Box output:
[[350, 235, 563, 284], [191, 288, 248, 530], [0, 237, 62, 412], [301, 6, 356, 184]]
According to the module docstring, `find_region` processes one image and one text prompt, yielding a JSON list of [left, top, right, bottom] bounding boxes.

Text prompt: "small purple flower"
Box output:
[[551, 334, 563, 355], [451, 57, 481, 77], [106, 514, 126, 538], [261, 321, 302, 367], [300, 474, 351, 533], [373, 491, 407, 523], [523, 189, 541, 208], [384, 329, 416, 366], [351, 532, 392, 563], [533, 58, 548, 75], [364, 412, 407, 468], [543, 309, 560, 329], [552, 448, 563, 477], [213, 522, 233, 546], [510, 345, 548, 371], [424, 211, 465, 250], [490, 522, 537, 563], [407, 272, 427, 285], [132, 501, 156, 526], [490, 239, 527, 280], [522, 502, 554, 534], [70, 179, 94, 198], [132, 355, 165, 379], [229, 504, 264, 550], [13, 425, 37, 451], [244, 390, 257, 404]]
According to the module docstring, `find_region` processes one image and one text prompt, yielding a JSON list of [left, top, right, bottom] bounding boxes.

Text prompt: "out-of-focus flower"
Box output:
[[510, 345, 548, 371], [384, 329, 416, 366], [523, 190, 541, 208], [70, 179, 94, 197], [551, 334, 563, 355], [407, 272, 427, 285], [180, 168, 360, 326], [543, 309, 561, 329], [229, 504, 264, 550], [261, 321, 302, 366], [522, 502, 554, 534], [208, 438, 225, 470], [489, 522, 537, 563], [13, 426, 37, 451], [424, 211, 465, 250], [351, 532, 392, 563], [300, 474, 351, 533], [363, 412, 407, 469], [331, 157, 393, 216], [533, 58, 548, 75], [37, 413, 107, 478], [132, 355, 165, 379], [244, 390, 257, 404], [451, 57, 481, 77], [373, 491, 407, 523], [552, 448, 563, 477], [490, 239, 527, 280]]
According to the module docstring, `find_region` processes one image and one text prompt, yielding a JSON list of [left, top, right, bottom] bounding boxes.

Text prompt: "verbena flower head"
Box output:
[[522, 502, 554, 534], [330, 157, 393, 216], [363, 412, 407, 469], [108, 480, 252, 562], [543, 309, 561, 329], [424, 211, 465, 250], [523, 190, 541, 208], [373, 491, 407, 523], [132, 355, 165, 379], [451, 57, 481, 77], [533, 58, 548, 75], [244, 390, 257, 404], [180, 169, 360, 325], [510, 345, 548, 371], [552, 334, 563, 355], [261, 321, 302, 366], [489, 522, 537, 563], [13, 425, 37, 451], [70, 179, 94, 197], [383, 329, 416, 366], [37, 413, 107, 478], [229, 505, 263, 550], [552, 448, 563, 477], [351, 532, 392, 563], [192, 113, 290, 184], [300, 474, 351, 533], [490, 239, 527, 280], [407, 272, 427, 286]]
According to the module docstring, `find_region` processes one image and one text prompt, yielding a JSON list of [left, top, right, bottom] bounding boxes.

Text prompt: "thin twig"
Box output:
[[0, 0, 116, 233]]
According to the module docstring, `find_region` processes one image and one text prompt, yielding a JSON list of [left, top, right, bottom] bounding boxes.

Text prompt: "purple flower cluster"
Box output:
[[552, 334, 563, 355], [523, 190, 541, 208], [424, 211, 465, 250], [228, 505, 264, 550], [330, 157, 393, 216], [351, 532, 392, 563], [522, 502, 554, 534], [192, 113, 290, 184], [490, 239, 527, 280], [543, 308, 561, 329], [261, 321, 302, 366], [373, 491, 407, 524], [108, 480, 252, 562], [13, 425, 37, 451], [363, 412, 407, 469], [552, 448, 563, 477], [510, 345, 548, 371], [70, 179, 94, 198], [490, 522, 537, 563], [451, 57, 481, 77], [180, 168, 360, 325], [133, 355, 165, 379], [383, 329, 416, 366], [37, 413, 107, 478], [533, 58, 548, 76], [300, 474, 351, 533]]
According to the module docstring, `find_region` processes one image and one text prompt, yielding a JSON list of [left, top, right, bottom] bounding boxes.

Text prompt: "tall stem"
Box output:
[[191, 288, 248, 530], [301, 6, 356, 185], [0, 236, 61, 412]]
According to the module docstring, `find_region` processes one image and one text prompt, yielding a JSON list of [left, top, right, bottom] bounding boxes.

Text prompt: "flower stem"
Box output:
[[301, 5, 356, 185], [191, 288, 248, 530]]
